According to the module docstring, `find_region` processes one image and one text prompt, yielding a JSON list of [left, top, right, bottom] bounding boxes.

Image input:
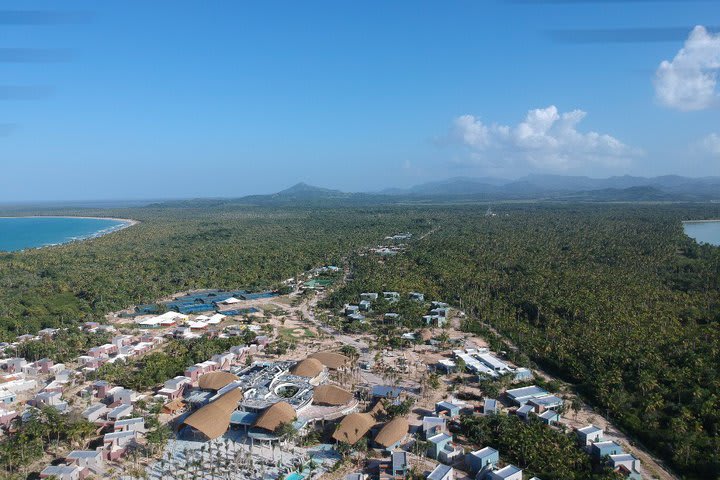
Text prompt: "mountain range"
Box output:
[[379, 174, 720, 199], [153, 175, 720, 207]]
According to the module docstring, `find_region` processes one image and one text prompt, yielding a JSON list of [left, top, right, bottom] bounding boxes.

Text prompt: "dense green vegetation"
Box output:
[[0, 406, 96, 477], [14, 328, 111, 363], [2, 202, 719, 478], [459, 414, 621, 479], [0, 207, 427, 340], [327, 204, 720, 479]]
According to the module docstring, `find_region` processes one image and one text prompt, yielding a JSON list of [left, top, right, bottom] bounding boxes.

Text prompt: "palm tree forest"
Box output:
[[0, 202, 718, 478]]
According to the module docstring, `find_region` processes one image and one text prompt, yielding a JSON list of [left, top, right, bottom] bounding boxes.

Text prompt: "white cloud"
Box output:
[[655, 26, 720, 111], [450, 106, 638, 171], [698, 133, 720, 156]]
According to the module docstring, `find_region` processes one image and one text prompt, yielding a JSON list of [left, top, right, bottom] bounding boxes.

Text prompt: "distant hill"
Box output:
[[150, 175, 720, 208], [233, 182, 377, 206], [385, 175, 720, 201]]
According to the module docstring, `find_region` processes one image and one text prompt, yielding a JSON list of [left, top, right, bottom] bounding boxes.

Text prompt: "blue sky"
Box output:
[[0, 0, 718, 201]]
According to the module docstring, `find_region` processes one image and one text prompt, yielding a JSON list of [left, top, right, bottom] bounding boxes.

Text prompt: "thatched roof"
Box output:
[[198, 371, 239, 391], [332, 412, 376, 445], [313, 384, 353, 406], [309, 351, 350, 370], [181, 388, 242, 440], [253, 401, 296, 432], [162, 399, 185, 414], [374, 417, 409, 448], [290, 358, 325, 378]]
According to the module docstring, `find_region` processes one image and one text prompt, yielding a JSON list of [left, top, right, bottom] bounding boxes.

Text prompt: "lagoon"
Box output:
[[0, 216, 133, 252], [683, 220, 720, 246]]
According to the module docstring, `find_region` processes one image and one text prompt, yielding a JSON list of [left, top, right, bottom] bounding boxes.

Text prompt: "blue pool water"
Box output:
[[0, 216, 132, 252], [286, 473, 305, 480], [683, 220, 720, 247]]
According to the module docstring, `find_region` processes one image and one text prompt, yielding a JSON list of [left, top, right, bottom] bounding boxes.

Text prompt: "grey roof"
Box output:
[[107, 404, 132, 418], [538, 409, 559, 420], [427, 464, 453, 480], [41, 465, 81, 475], [423, 416, 446, 425], [470, 446, 498, 459], [114, 417, 144, 426], [392, 450, 408, 471], [594, 440, 621, 448], [436, 400, 460, 410], [230, 411, 259, 426], [66, 450, 101, 459], [428, 432, 452, 444], [83, 403, 108, 415], [104, 430, 136, 440], [530, 394, 564, 407], [609, 453, 637, 463], [373, 385, 404, 398], [578, 425, 602, 435], [517, 404, 534, 414], [492, 464, 522, 478], [505, 385, 548, 400]]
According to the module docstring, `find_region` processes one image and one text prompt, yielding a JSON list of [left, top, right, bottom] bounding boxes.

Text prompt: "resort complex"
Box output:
[[0, 233, 662, 480]]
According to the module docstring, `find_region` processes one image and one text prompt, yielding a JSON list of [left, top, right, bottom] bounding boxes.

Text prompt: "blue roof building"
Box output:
[[505, 385, 549, 406], [465, 446, 499, 474], [576, 425, 604, 447], [513, 367, 533, 382], [230, 411, 259, 431], [391, 450, 408, 477], [609, 454, 642, 480], [422, 416, 447, 439], [591, 441, 624, 459], [435, 401, 461, 418], [488, 464, 523, 480], [372, 386, 405, 399], [516, 404, 534, 420], [427, 433, 453, 460], [537, 409, 561, 425], [427, 464, 454, 480], [528, 394, 564, 412]]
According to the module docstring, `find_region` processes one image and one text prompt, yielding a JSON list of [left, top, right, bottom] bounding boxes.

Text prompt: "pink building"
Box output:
[[36, 358, 54, 374]]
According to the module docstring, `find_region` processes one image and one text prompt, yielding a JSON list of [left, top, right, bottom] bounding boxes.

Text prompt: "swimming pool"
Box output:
[[286, 473, 305, 480]]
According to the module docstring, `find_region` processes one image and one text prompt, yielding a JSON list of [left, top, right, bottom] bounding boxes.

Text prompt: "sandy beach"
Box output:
[[0, 216, 140, 252]]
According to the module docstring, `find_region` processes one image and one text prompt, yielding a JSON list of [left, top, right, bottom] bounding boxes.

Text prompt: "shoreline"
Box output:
[[0, 216, 139, 252], [682, 219, 720, 224], [0, 215, 139, 226]]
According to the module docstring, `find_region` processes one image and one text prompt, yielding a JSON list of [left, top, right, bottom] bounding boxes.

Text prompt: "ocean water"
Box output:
[[683, 221, 720, 247], [0, 216, 130, 252]]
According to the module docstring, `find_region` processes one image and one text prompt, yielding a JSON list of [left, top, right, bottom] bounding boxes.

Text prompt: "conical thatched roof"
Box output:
[[181, 388, 242, 440], [313, 384, 353, 406], [309, 351, 350, 370], [198, 371, 239, 391], [253, 401, 296, 432], [374, 417, 409, 448], [290, 358, 325, 378], [332, 412, 376, 445]]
